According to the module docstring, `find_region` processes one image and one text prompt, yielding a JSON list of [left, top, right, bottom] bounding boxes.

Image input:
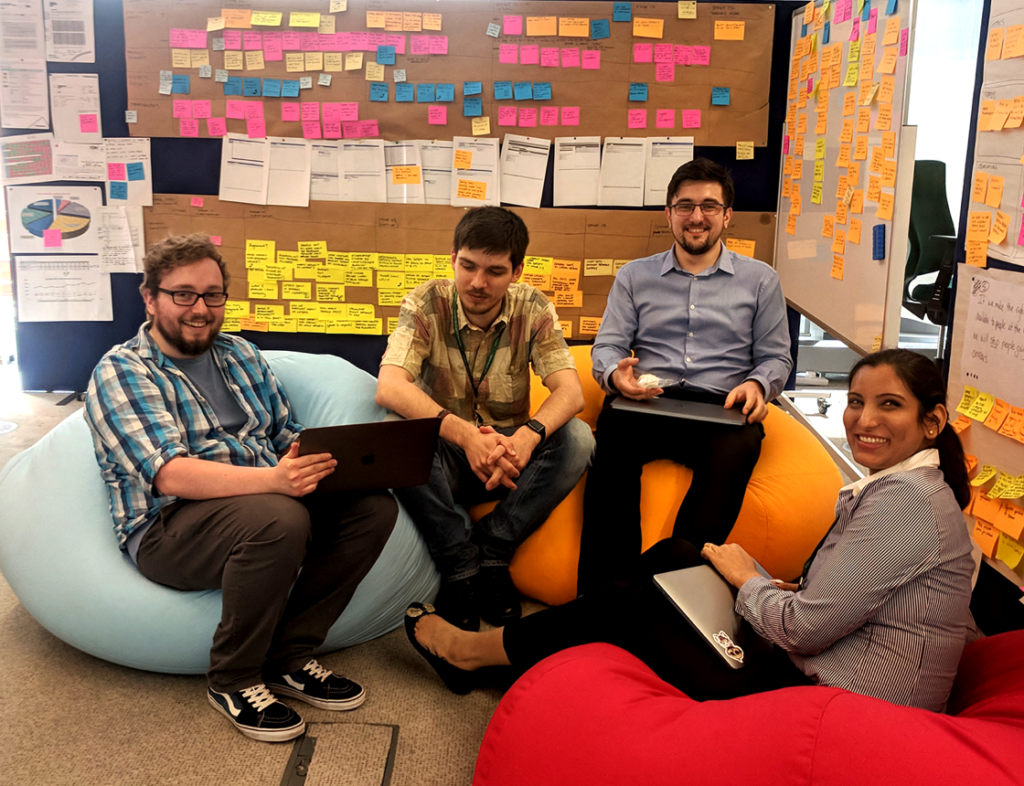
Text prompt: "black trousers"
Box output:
[[503, 538, 810, 701], [578, 391, 765, 596]]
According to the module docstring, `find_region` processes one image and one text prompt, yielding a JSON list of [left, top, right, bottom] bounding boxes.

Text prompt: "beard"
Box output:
[[674, 220, 722, 257], [154, 312, 221, 357]]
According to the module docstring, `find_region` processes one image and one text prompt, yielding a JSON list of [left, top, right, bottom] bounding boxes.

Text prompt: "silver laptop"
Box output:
[[653, 562, 770, 669], [297, 418, 439, 494], [610, 396, 747, 426]]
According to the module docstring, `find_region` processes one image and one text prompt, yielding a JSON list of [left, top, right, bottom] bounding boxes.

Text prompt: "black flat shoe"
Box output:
[[404, 602, 476, 695]]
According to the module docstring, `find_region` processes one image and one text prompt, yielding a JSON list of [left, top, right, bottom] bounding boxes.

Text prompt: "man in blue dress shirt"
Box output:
[[577, 158, 793, 595]]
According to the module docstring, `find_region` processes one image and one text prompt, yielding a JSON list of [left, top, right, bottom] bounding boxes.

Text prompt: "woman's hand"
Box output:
[[701, 542, 763, 589]]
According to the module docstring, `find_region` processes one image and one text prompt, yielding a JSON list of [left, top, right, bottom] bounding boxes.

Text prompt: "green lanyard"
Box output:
[[452, 290, 505, 425]]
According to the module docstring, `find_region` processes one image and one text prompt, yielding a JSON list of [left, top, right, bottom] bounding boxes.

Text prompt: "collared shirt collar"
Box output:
[[133, 320, 232, 366], [659, 242, 736, 278], [451, 287, 512, 334], [841, 448, 941, 497]]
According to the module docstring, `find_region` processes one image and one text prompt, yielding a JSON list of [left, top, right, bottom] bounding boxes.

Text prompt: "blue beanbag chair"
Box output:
[[0, 351, 439, 674]]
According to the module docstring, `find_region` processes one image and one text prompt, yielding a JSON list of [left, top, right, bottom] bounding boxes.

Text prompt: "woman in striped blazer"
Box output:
[[406, 349, 977, 712]]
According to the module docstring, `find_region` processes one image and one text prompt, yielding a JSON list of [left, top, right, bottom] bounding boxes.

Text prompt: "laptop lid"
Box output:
[[610, 396, 747, 427], [297, 418, 439, 494]]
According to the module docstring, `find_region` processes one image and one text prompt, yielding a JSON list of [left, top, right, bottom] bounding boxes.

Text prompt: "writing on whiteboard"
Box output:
[[962, 273, 1024, 396]]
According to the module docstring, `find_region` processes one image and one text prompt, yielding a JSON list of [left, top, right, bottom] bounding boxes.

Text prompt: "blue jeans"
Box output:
[[396, 417, 595, 581]]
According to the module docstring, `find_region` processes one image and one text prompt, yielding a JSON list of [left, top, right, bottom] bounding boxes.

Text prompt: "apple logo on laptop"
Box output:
[[361, 452, 375, 465]]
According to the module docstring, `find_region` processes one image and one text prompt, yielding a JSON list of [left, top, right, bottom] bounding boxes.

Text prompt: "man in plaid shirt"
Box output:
[[85, 234, 396, 743]]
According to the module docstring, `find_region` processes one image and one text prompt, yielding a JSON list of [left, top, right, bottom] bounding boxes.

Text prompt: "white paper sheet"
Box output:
[[337, 139, 387, 203], [15, 255, 112, 322], [959, 270, 1024, 401], [451, 136, 500, 207], [5, 184, 103, 254], [49, 72, 102, 141], [218, 133, 270, 205], [123, 205, 145, 271], [384, 140, 425, 204], [644, 137, 694, 206], [266, 137, 311, 207], [103, 137, 153, 206], [553, 137, 601, 207], [43, 0, 94, 62], [310, 140, 340, 201], [0, 131, 55, 183], [0, 0, 46, 60], [0, 58, 49, 129], [499, 134, 550, 209], [598, 138, 646, 207], [96, 206, 136, 273], [416, 140, 453, 205], [53, 139, 106, 181]]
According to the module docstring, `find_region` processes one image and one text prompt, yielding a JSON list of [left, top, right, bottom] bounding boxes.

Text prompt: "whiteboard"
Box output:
[[773, 0, 917, 354]]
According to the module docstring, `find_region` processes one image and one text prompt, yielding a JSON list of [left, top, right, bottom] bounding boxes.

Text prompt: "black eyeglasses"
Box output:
[[669, 201, 727, 217], [158, 288, 229, 307]]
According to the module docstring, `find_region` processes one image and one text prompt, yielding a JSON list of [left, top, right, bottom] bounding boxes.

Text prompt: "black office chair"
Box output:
[[904, 160, 956, 325]]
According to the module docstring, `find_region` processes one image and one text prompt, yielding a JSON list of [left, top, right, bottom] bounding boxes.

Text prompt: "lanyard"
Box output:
[[452, 290, 505, 425]]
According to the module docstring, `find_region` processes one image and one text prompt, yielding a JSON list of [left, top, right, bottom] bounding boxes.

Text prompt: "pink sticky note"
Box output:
[[682, 109, 701, 128], [226, 100, 246, 120], [633, 43, 653, 63], [849, 19, 860, 41], [868, 9, 878, 34], [302, 120, 322, 139], [300, 32, 320, 51], [410, 35, 429, 55], [282, 103, 301, 122], [519, 107, 538, 127], [504, 15, 523, 35], [322, 103, 342, 122], [264, 32, 283, 60], [180, 118, 199, 137], [207, 118, 227, 137], [899, 28, 909, 56], [428, 105, 447, 125], [675, 45, 692, 65], [387, 34, 406, 55], [342, 120, 362, 138], [540, 47, 559, 67], [429, 35, 448, 55], [79, 113, 98, 134], [581, 50, 600, 70], [191, 100, 212, 119], [561, 106, 580, 126], [244, 103, 264, 120], [807, 77, 814, 95], [320, 33, 343, 52], [654, 43, 674, 63], [499, 44, 518, 64], [338, 102, 359, 121], [191, 197, 204, 207], [656, 63, 674, 82], [282, 32, 301, 50], [246, 118, 266, 138], [186, 29, 207, 47], [1018, 218, 1024, 246], [301, 102, 319, 121], [656, 109, 675, 129], [43, 228, 62, 248], [210, 235, 222, 246], [243, 31, 262, 50], [367, 32, 386, 50], [169, 29, 189, 47], [627, 109, 647, 129], [691, 46, 710, 66], [107, 163, 127, 180], [172, 100, 192, 119], [783, 135, 790, 155], [223, 30, 242, 50], [520, 44, 539, 65], [498, 106, 517, 126], [323, 121, 341, 139], [539, 107, 559, 126], [359, 119, 379, 137], [561, 47, 580, 68]]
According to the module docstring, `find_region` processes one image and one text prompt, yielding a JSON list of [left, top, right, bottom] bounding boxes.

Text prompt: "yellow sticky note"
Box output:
[[973, 464, 1000, 488], [365, 62, 385, 81], [633, 18, 664, 39], [579, 316, 603, 334], [456, 178, 488, 200], [289, 12, 321, 28], [423, 13, 442, 31], [583, 259, 614, 276], [298, 241, 328, 259], [268, 318, 297, 333], [345, 52, 363, 71], [324, 53, 343, 71], [224, 300, 250, 318], [714, 21, 745, 40], [376, 254, 405, 271], [286, 53, 305, 72], [305, 52, 323, 71], [250, 11, 282, 26], [366, 11, 386, 28], [966, 392, 997, 422], [678, 1, 697, 19], [997, 533, 1024, 569], [191, 50, 210, 68], [377, 271, 406, 288], [246, 50, 265, 71], [525, 16, 557, 36], [724, 238, 756, 256], [378, 289, 406, 307], [316, 284, 346, 302], [559, 17, 590, 37], [871, 335, 883, 352], [471, 117, 490, 136], [383, 12, 403, 32], [245, 240, 276, 265], [318, 15, 335, 34], [171, 49, 191, 68], [248, 281, 279, 299], [281, 282, 311, 300], [207, 16, 225, 31], [956, 386, 980, 415], [387, 317, 400, 334], [736, 141, 754, 160], [403, 12, 422, 32]]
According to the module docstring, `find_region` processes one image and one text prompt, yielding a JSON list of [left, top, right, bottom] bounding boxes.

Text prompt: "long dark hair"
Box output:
[[849, 349, 970, 509]]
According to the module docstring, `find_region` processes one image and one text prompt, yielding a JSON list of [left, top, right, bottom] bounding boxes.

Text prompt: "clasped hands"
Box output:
[[465, 425, 541, 492]]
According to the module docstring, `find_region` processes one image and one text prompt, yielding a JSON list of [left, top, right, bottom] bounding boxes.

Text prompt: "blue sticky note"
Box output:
[[243, 78, 261, 97], [376, 45, 396, 65], [533, 82, 552, 100], [886, 0, 897, 13], [126, 162, 145, 181], [872, 225, 886, 260], [110, 181, 128, 200], [862, 0, 871, 21], [223, 77, 242, 96], [613, 2, 631, 22], [711, 86, 730, 106], [417, 83, 436, 102], [436, 83, 455, 102], [591, 19, 610, 39], [823, 21, 830, 44], [396, 83, 414, 102], [513, 81, 532, 100], [801, 22, 807, 37], [370, 82, 389, 102], [494, 80, 513, 100], [628, 83, 648, 102], [463, 81, 482, 96], [464, 96, 483, 117], [262, 78, 281, 97], [282, 80, 300, 97], [171, 74, 190, 94]]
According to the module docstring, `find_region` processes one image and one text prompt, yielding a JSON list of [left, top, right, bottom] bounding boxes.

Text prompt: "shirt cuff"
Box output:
[[735, 574, 773, 616]]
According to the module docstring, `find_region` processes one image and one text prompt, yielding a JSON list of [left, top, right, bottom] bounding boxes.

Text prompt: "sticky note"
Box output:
[[591, 19, 610, 39], [376, 45, 395, 65], [533, 82, 552, 100], [499, 44, 518, 64], [395, 83, 414, 102], [986, 174, 1005, 208], [494, 81, 513, 100], [678, 1, 697, 19], [43, 228, 62, 247], [423, 13, 442, 31], [282, 80, 300, 97], [526, 16, 557, 36], [627, 109, 647, 128], [471, 117, 490, 136], [109, 181, 128, 200], [541, 47, 559, 67], [243, 78, 261, 96], [207, 118, 227, 136], [991, 210, 1011, 245], [503, 15, 522, 35], [633, 18, 664, 38], [464, 81, 482, 96], [345, 52, 363, 71], [561, 47, 580, 68], [171, 75, 190, 94], [436, 83, 455, 102], [629, 83, 649, 101], [682, 109, 701, 128], [370, 83, 389, 101], [736, 141, 754, 160], [172, 100, 191, 119], [429, 35, 448, 54], [561, 106, 580, 126], [520, 45, 539, 65], [453, 149, 473, 169], [711, 87, 730, 105], [417, 83, 436, 102], [463, 96, 483, 117], [692, 46, 710, 65], [656, 109, 675, 128], [540, 107, 559, 125], [559, 17, 589, 37], [714, 21, 745, 40], [634, 43, 653, 62], [514, 82, 533, 100], [427, 105, 447, 125], [366, 62, 385, 81], [613, 3, 632, 22], [126, 162, 145, 181], [518, 107, 538, 127], [582, 50, 601, 69], [498, 107, 517, 126], [656, 64, 674, 82]]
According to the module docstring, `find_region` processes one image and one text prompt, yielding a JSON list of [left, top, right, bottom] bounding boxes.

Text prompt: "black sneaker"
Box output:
[[477, 565, 522, 626], [435, 575, 480, 631], [207, 684, 305, 742], [265, 659, 365, 711]]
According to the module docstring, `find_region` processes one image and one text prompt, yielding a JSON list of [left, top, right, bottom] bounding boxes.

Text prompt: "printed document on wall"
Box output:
[[43, 0, 95, 62], [0, 0, 46, 60], [0, 58, 49, 128], [554, 137, 600, 207], [645, 137, 694, 206], [598, 137, 646, 207], [451, 136, 500, 207], [417, 140, 453, 205], [219, 133, 270, 204], [310, 140, 341, 201], [0, 132, 55, 183], [97, 206, 137, 273], [384, 141, 425, 204], [267, 137, 312, 207], [15, 255, 112, 322], [499, 134, 550, 209], [49, 73, 102, 141], [104, 137, 152, 205], [5, 184, 103, 254], [338, 139, 387, 203], [53, 139, 106, 181]]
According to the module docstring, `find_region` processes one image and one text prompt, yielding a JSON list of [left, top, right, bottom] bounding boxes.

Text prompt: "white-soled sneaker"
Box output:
[[265, 659, 366, 711], [207, 684, 305, 742]]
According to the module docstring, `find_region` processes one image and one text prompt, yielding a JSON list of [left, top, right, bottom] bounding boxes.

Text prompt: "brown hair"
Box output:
[[139, 234, 228, 298], [452, 207, 530, 269], [665, 158, 736, 208]]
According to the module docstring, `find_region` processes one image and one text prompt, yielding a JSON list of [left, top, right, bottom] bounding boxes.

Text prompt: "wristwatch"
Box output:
[[526, 418, 546, 441]]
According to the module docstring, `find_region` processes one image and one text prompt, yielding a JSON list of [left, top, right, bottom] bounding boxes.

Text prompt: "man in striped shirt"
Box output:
[[85, 234, 397, 743]]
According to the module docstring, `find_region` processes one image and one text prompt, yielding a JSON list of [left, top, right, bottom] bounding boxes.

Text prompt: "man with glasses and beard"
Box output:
[[576, 159, 793, 596], [84, 234, 397, 743]]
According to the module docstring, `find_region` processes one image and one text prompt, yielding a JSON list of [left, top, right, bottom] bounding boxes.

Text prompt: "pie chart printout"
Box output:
[[21, 199, 92, 241]]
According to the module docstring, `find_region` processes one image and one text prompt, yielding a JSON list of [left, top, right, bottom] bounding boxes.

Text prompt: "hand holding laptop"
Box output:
[[275, 442, 337, 497], [701, 542, 764, 589]]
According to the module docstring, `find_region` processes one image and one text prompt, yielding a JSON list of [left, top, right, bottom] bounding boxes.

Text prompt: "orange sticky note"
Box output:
[[994, 503, 1024, 541], [714, 20, 745, 40], [881, 131, 896, 159], [974, 492, 1005, 525], [878, 47, 898, 74], [881, 160, 898, 188], [633, 17, 665, 38], [999, 406, 1024, 439], [525, 16, 557, 36], [972, 170, 990, 203], [883, 17, 900, 45], [391, 166, 422, 185], [453, 149, 472, 169], [456, 179, 487, 200], [830, 254, 844, 280], [965, 241, 989, 268], [877, 192, 894, 221], [951, 413, 972, 435], [984, 398, 1011, 431], [967, 211, 992, 241], [221, 7, 252, 27], [989, 210, 1010, 244], [786, 213, 797, 235], [973, 519, 1000, 558], [979, 100, 996, 131], [987, 27, 1005, 61], [848, 218, 862, 244], [559, 17, 590, 37], [986, 174, 1005, 208]]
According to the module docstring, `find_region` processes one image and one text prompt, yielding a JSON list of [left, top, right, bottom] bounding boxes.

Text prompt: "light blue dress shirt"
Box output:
[[591, 243, 793, 400]]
